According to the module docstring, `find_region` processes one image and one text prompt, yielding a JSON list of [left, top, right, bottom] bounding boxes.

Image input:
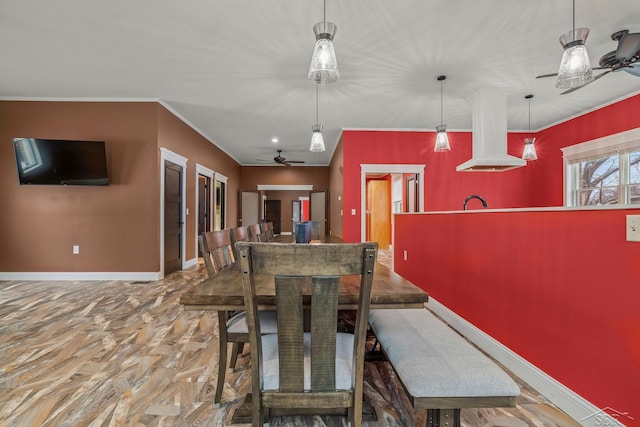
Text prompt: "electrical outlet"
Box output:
[[351, 209, 356, 215], [627, 215, 640, 242], [73, 245, 80, 254], [403, 250, 408, 261]]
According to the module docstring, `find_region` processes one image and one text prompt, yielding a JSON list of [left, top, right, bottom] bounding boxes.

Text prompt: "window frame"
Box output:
[[562, 128, 640, 207]]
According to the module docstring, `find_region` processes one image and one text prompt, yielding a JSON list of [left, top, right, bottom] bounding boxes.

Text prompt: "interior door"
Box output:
[[406, 174, 419, 212], [264, 199, 282, 234], [367, 180, 391, 249], [309, 190, 327, 236], [164, 162, 183, 274], [239, 191, 260, 227]]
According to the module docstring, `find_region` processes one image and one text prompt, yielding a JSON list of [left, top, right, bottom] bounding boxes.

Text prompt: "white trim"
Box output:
[[360, 164, 425, 243], [160, 147, 188, 278], [0, 272, 161, 281], [195, 163, 215, 256], [257, 184, 314, 191], [214, 172, 228, 230], [561, 127, 640, 161], [426, 298, 607, 427], [0, 96, 160, 103], [183, 258, 198, 269]]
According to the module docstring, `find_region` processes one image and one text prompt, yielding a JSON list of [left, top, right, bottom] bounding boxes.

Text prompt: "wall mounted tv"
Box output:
[[13, 138, 109, 186]]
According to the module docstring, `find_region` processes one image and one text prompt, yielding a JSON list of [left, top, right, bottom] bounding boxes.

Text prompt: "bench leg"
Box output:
[[426, 409, 460, 427]]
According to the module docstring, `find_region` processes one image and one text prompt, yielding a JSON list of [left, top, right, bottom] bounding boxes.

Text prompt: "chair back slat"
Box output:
[[266, 222, 275, 240], [275, 277, 305, 392], [311, 277, 339, 391]]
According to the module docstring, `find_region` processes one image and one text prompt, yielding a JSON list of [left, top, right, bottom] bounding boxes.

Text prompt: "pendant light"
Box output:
[[308, 0, 339, 84], [556, 0, 593, 89], [310, 83, 326, 152], [522, 94, 538, 161], [434, 75, 450, 152]]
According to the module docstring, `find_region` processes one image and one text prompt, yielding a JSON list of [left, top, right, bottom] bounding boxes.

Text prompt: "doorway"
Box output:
[[264, 199, 282, 234], [366, 178, 391, 249], [164, 161, 183, 275], [198, 174, 211, 235], [310, 190, 327, 236], [239, 191, 260, 227]]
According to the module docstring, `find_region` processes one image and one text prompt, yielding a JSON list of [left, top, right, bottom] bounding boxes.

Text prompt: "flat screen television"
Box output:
[[13, 138, 109, 186]]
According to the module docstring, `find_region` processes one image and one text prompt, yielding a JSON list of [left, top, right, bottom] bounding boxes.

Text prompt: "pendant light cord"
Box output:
[[528, 98, 531, 138], [316, 83, 319, 124], [440, 79, 443, 126], [572, 0, 575, 34]]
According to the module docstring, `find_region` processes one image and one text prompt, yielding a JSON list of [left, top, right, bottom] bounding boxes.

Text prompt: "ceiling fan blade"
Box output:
[[536, 73, 558, 79], [285, 160, 305, 164], [616, 33, 640, 61], [560, 70, 612, 95]]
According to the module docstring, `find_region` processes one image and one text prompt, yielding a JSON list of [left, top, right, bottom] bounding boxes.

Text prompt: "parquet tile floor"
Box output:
[[0, 258, 580, 426]]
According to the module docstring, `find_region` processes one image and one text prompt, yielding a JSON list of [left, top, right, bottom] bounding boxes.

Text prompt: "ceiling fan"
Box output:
[[537, 29, 640, 94], [272, 149, 305, 167]]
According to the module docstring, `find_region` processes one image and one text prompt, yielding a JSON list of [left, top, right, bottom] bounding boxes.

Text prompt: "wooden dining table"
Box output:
[[180, 235, 429, 312]]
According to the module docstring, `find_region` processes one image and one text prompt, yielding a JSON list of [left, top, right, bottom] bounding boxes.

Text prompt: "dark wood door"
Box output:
[[164, 162, 183, 274], [264, 199, 281, 234]]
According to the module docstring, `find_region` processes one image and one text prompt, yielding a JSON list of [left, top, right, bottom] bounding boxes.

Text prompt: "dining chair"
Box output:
[[199, 229, 277, 407], [266, 221, 275, 239], [236, 241, 378, 427], [198, 230, 234, 277], [248, 223, 267, 242]]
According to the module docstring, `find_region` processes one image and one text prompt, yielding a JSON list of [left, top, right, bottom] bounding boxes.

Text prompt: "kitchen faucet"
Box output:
[[463, 195, 488, 210]]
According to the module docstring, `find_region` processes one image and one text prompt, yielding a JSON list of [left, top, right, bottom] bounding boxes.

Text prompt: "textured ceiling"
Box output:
[[1, 0, 640, 166]]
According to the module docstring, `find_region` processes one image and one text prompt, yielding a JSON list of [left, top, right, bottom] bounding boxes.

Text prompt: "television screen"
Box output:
[[13, 138, 109, 186]]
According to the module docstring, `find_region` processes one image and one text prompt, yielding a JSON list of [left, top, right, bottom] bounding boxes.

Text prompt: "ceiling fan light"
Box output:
[[434, 124, 450, 152], [308, 22, 339, 84], [310, 124, 326, 152], [522, 137, 537, 161], [556, 28, 593, 89]]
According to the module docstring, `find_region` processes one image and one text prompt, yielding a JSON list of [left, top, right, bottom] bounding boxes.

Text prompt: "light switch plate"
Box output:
[[627, 215, 640, 242]]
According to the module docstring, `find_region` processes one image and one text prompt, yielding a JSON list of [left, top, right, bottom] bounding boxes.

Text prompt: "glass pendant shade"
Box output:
[[434, 125, 450, 152], [310, 124, 326, 152], [522, 138, 537, 160], [556, 28, 593, 89], [308, 22, 339, 84]]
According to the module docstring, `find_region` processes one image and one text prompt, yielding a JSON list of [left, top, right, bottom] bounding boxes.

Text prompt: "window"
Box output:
[[563, 129, 640, 207]]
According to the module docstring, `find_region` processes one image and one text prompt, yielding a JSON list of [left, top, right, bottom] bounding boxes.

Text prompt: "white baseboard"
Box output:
[[426, 298, 615, 427], [183, 257, 198, 269], [0, 271, 161, 281]]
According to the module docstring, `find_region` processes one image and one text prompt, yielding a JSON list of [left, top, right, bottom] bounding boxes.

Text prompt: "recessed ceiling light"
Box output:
[[271, 137, 279, 143]]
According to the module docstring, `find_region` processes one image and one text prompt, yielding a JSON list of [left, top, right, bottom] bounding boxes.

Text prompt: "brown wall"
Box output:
[[0, 101, 159, 272], [240, 166, 330, 233], [328, 137, 344, 238], [157, 106, 241, 261], [0, 101, 241, 274]]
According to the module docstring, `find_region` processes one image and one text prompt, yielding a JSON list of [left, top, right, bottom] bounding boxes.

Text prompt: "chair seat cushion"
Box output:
[[368, 309, 520, 399], [227, 310, 278, 334], [261, 332, 354, 391]]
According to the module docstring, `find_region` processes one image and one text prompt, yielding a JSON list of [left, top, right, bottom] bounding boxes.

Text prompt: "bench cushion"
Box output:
[[368, 309, 520, 401]]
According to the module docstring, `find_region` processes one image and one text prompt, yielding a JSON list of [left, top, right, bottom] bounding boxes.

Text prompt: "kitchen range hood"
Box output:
[[456, 90, 526, 172]]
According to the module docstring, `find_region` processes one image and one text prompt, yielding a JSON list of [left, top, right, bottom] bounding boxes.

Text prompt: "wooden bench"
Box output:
[[368, 308, 520, 426]]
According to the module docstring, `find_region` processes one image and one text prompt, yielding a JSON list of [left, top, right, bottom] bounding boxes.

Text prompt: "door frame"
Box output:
[[160, 147, 188, 278], [360, 164, 425, 243], [195, 163, 214, 258]]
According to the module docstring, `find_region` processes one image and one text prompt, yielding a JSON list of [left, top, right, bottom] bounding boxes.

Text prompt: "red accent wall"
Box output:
[[394, 209, 640, 424], [340, 94, 640, 243]]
